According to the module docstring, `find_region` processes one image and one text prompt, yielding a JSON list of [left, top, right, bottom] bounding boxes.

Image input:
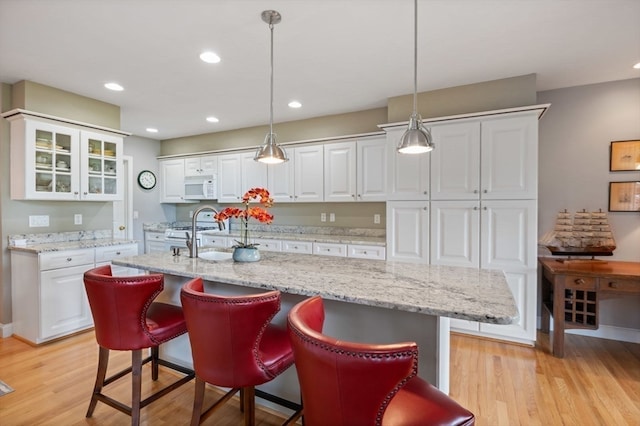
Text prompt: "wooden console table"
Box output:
[[539, 257, 640, 357]]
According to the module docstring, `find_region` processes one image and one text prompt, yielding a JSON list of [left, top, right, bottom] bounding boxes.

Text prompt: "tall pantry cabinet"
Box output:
[[385, 105, 547, 345]]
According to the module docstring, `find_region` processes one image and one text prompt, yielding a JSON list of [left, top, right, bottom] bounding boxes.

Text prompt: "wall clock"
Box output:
[[137, 170, 157, 190]]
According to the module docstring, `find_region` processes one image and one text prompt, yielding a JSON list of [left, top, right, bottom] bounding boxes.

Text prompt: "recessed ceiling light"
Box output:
[[200, 51, 221, 64], [206, 116, 219, 123], [146, 128, 159, 133], [633, 62, 640, 69], [288, 101, 302, 108], [104, 82, 124, 91]]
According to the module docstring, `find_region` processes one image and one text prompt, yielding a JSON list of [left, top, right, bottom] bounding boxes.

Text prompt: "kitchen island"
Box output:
[[112, 250, 517, 408]]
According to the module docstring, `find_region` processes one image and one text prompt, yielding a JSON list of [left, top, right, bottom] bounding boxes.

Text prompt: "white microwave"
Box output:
[[184, 176, 217, 200]]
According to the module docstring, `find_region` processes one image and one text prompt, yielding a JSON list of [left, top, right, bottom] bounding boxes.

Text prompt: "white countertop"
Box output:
[[8, 238, 137, 253], [112, 251, 517, 324]]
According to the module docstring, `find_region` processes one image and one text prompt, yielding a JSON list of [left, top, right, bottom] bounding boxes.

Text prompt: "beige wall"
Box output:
[[161, 108, 388, 156], [12, 80, 120, 129], [388, 74, 537, 123]]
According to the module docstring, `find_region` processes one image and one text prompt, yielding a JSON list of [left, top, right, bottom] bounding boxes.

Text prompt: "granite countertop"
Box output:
[[8, 238, 138, 253], [112, 251, 517, 324], [215, 230, 386, 246]]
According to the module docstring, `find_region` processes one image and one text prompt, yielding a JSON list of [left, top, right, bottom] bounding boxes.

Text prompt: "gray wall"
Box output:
[[124, 135, 174, 252], [538, 78, 640, 330]]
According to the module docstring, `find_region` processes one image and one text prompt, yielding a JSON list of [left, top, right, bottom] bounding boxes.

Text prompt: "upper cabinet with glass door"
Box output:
[[1, 109, 129, 201]]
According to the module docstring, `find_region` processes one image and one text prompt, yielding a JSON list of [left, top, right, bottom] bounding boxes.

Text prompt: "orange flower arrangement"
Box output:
[[214, 187, 274, 248]]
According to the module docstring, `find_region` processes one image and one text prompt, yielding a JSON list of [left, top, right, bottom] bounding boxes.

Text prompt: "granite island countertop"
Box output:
[[112, 251, 517, 324], [210, 230, 386, 246]]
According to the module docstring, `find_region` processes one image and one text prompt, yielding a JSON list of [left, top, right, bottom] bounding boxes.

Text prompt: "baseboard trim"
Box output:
[[537, 316, 640, 344], [0, 323, 13, 338]]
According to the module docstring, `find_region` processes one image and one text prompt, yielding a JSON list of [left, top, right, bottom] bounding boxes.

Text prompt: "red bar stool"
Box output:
[[180, 277, 301, 426], [287, 296, 476, 426], [83, 265, 194, 426]]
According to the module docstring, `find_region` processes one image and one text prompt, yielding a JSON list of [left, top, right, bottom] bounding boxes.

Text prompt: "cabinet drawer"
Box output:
[[281, 240, 313, 254], [39, 249, 94, 271], [347, 244, 386, 260], [564, 275, 596, 290], [253, 238, 282, 252], [95, 244, 138, 263], [202, 235, 230, 248], [145, 232, 165, 242], [313, 242, 347, 257], [600, 278, 640, 293]]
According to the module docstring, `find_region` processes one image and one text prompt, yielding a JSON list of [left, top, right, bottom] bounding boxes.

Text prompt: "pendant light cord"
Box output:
[[269, 22, 274, 136], [412, 0, 418, 115]]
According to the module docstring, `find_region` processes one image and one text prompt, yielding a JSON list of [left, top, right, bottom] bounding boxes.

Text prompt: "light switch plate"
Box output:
[[74, 214, 82, 225], [329, 213, 335, 222], [29, 215, 49, 227], [374, 214, 380, 224]]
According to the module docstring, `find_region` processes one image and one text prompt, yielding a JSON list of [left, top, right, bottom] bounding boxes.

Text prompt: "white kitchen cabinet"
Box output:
[[184, 155, 217, 177], [313, 242, 347, 257], [431, 200, 536, 270], [281, 240, 313, 254], [201, 234, 231, 248], [386, 201, 429, 263], [324, 141, 356, 202], [430, 114, 537, 200], [268, 144, 324, 202], [384, 127, 430, 201], [2, 110, 127, 201], [450, 270, 537, 343], [160, 159, 196, 203], [11, 243, 143, 344], [95, 243, 140, 275], [145, 231, 166, 254], [11, 248, 95, 344], [430, 122, 480, 200], [218, 152, 268, 203], [347, 244, 386, 260], [252, 238, 282, 252], [324, 136, 387, 202]]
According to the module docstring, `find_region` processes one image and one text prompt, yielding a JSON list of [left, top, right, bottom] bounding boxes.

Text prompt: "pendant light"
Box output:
[[255, 10, 289, 164], [397, 0, 434, 154]]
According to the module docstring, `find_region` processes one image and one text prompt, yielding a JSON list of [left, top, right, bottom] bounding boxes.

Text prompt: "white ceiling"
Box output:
[[1, 0, 639, 140]]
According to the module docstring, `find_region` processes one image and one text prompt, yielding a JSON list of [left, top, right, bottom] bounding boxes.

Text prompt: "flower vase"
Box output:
[[233, 247, 261, 262]]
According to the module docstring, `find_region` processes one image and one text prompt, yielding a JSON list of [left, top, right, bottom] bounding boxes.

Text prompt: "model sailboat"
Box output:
[[539, 209, 616, 257]]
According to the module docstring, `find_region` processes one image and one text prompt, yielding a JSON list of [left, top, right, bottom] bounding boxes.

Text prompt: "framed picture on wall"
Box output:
[[608, 181, 640, 212], [609, 140, 640, 171]]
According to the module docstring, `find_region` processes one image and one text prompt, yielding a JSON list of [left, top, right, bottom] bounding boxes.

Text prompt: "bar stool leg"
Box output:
[[131, 350, 143, 426], [151, 346, 159, 381], [243, 386, 255, 426], [86, 346, 110, 418]]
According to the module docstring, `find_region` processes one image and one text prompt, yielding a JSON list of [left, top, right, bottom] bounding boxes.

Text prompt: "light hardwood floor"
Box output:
[[0, 330, 638, 425]]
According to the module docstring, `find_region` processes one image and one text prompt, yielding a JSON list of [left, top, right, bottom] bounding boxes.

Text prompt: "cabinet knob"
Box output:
[[289, 195, 293, 199], [474, 190, 479, 194], [363, 251, 368, 254], [423, 207, 428, 211], [423, 191, 427, 195], [575, 278, 585, 285], [67, 257, 72, 262], [473, 206, 479, 210], [608, 281, 618, 289], [119, 225, 125, 231], [483, 189, 488, 193], [83, 192, 88, 195], [351, 194, 355, 198], [483, 206, 487, 210], [116, 251, 121, 255]]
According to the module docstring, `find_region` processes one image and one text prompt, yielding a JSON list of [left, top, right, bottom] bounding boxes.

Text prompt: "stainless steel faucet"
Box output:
[[188, 205, 226, 258]]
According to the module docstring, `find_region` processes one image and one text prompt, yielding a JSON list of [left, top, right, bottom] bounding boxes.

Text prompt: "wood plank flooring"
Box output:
[[1, 330, 638, 425]]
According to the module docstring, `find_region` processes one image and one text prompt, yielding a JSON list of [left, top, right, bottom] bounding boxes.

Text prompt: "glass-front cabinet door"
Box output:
[[81, 131, 123, 201], [28, 120, 80, 200]]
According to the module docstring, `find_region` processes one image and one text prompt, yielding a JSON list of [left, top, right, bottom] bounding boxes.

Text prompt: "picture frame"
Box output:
[[608, 181, 640, 212], [609, 140, 640, 171]]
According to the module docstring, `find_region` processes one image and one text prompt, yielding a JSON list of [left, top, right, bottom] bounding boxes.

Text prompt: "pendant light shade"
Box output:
[[255, 10, 289, 164], [397, 0, 434, 154]]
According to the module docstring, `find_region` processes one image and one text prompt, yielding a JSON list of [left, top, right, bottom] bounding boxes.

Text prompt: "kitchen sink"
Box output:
[[198, 250, 233, 261]]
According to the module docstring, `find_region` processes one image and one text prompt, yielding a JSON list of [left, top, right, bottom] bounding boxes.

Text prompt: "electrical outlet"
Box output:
[[74, 214, 82, 225], [133, 210, 139, 219], [29, 215, 49, 227], [374, 214, 380, 224], [320, 213, 327, 222], [329, 213, 335, 222]]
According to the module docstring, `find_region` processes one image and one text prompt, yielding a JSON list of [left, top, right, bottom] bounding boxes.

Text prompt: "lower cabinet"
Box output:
[[10, 243, 139, 344], [449, 270, 537, 343], [145, 231, 166, 254]]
